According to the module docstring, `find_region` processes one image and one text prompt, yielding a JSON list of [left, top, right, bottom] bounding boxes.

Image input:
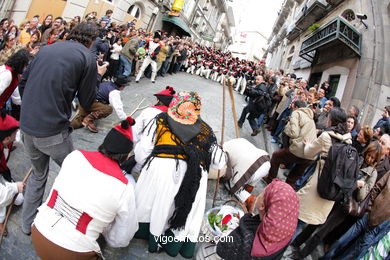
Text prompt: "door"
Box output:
[[328, 74, 341, 97], [26, 0, 67, 22], [308, 72, 323, 88]]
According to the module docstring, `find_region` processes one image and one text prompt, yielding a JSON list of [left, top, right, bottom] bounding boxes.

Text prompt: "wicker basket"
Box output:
[[201, 200, 247, 243]]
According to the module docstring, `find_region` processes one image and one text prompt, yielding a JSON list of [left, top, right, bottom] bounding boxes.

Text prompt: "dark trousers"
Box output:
[[107, 58, 120, 78], [238, 105, 258, 131], [267, 148, 312, 185], [293, 204, 347, 257]]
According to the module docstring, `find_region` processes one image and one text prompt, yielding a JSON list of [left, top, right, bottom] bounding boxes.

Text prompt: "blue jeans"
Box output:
[[257, 114, 266, 128], [272, 108, 291, 141], [295, 160, 317, 190], [322, 214, 390, 260], [119, 55, 132, 77], [161, 60, 170, 75]]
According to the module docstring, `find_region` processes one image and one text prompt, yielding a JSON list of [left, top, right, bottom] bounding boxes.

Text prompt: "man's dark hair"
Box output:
[[66, 22, 99, 48], [279, 69, 284, 75], [330, 96, 341, 108], [290, 73, 297, 79], [329, 107, 348, 134], [5, 49, 30, 75], [106, 9, 113, 15], [385, 106, 390, 114], [98, 144, 129, 164], [54, 17, 63, 22]]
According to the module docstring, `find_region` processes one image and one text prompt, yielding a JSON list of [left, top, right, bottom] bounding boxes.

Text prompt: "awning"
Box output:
[[162, 14, 192, 36]]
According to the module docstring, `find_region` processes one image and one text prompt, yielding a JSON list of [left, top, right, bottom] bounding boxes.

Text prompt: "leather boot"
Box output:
[[245, 194, 257, 213], [82, 111, 104, 133]]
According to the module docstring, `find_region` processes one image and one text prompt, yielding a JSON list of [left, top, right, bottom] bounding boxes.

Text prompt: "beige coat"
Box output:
[[297, 131, 353, 225], [275, 85, 289, 114], [284, 107, 317, 160]]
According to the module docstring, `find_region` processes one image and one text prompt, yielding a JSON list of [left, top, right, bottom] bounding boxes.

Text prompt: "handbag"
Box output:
[[344, 193, 371, 217], [344, 166, 376, 217]]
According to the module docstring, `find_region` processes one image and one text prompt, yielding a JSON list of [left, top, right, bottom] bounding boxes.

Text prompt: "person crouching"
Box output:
[[71, 75, 130, 133], [31, 117, 138, 260]]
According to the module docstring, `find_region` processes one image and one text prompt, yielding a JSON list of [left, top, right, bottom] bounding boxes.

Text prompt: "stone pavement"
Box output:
[[0, 73, 319, 259]]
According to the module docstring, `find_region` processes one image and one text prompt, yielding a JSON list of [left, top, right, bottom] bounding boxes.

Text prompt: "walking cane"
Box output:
[[112, 98, 147, 126], [0, 167, 33, 247], [226, 76, 240, 138], [212, 78, 227, 207]]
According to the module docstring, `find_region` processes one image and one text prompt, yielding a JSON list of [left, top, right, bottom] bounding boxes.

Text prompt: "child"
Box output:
[[0, 113, 24, 235], [107, 37, 122, 81]]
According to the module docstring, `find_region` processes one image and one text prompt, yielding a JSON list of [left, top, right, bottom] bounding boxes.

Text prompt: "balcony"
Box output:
[[326, 0, 345, 6], [299, 17, 362, 63], [295, 0, 327, 31], [286, 26, 302, 41]]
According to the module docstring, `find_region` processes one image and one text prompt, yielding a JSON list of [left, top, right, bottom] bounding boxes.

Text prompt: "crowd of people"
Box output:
[[0, 9, 389, 260]]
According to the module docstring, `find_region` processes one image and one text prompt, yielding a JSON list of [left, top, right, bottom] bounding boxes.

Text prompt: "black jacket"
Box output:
[[20, 41, 97, 137], [246, 82, 271, 115]]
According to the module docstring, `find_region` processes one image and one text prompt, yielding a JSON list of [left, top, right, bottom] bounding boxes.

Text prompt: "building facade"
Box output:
[[265, 0, 390, 126], [229, 30, 268, 61], [2, 0, 234, 49]]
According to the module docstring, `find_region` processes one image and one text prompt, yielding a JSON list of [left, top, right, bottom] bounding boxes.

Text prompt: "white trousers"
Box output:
[[136, 56, 157, 82]]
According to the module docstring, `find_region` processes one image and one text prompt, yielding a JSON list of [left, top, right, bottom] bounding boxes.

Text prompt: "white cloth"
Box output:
[[33, 150, 138, 253], [135, 56, 157, 82], [0, 65, 12, 95], [223, 138, 270, 203], [0, 175, 18, 223], [132, 106, 164, 144], [135, 119, 226, 242], [110, 43, 122, 60], [108, 89, 126, 120], [0, 65, 22, 105]]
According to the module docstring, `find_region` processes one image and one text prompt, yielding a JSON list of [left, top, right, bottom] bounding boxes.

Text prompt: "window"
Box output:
[[288, 46, 295, 55], [128, 4, 141, 19], [342, 9, 355, 22]]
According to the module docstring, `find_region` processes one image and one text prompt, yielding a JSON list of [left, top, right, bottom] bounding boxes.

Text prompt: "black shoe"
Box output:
[[152, 81, 155, 83], [135, 80, 139, 83], [251, 128, 261, 136], [238, 121, 243, 128], [160, 74, 164, 77]]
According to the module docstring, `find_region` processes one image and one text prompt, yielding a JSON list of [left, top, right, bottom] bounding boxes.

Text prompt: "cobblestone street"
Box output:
[[0, 73, 321, 260]]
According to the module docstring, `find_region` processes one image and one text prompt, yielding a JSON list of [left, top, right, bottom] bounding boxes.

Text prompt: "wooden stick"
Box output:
[[112, 98, 146, 126], [227, 77, 240, 138], [0, 167, 33, 247], [212, 78, 227, 207]]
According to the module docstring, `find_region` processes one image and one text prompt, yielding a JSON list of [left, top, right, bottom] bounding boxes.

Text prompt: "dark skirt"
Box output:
[[134, 222, 196, 259]]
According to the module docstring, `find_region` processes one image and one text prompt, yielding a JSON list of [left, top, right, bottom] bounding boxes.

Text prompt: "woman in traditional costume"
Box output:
[[134, 91, 226, 258]]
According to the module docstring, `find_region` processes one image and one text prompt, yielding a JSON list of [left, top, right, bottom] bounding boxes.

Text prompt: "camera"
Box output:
[[356, 14, 367, 20], [97, 59, 104, 66]]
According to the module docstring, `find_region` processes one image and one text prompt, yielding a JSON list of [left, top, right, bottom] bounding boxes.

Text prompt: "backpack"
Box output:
[[317, 139, 359, 203]]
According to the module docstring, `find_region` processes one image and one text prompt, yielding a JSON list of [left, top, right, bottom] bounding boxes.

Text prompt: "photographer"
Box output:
[[238, 75, 271, 136]]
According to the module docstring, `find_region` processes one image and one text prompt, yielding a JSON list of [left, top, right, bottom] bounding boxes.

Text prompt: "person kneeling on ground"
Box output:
[[71, 75, 130, 133], [216, 179, 299, 260], [0, 113, 24, 235], [222, 138, 270, 212], [31, 117, 138, 260]]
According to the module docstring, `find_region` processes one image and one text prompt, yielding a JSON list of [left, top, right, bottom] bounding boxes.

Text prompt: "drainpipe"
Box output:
[[360, 0, 377, 125]]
